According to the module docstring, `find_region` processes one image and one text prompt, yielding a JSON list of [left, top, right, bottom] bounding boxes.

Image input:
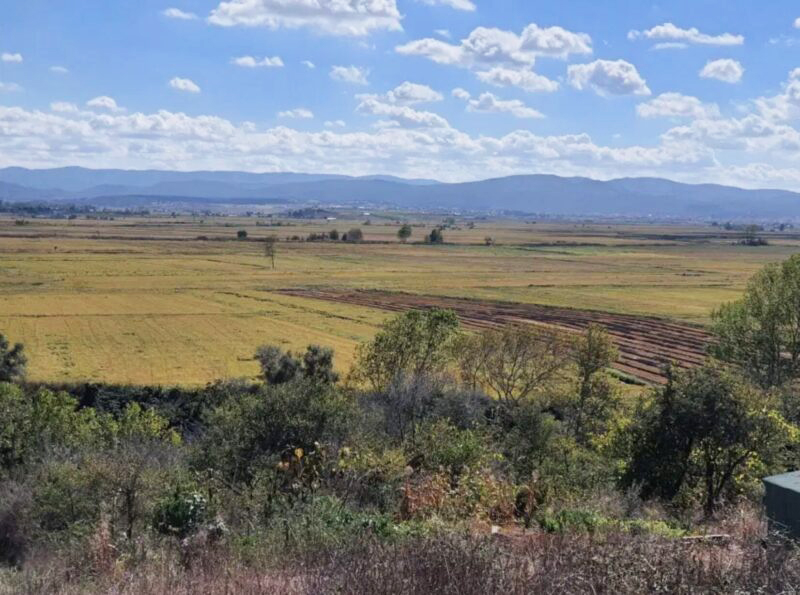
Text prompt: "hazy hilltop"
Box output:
[[1, 166, 799, 218]]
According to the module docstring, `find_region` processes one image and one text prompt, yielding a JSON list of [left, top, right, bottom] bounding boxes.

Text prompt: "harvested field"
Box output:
[[277, 289, 712, 384]]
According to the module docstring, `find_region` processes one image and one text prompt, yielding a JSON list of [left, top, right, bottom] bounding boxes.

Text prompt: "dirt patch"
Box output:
[[276, 289, 712, 384]]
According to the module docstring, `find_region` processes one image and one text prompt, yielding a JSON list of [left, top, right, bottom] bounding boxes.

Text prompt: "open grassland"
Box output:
[[1, 214, 799, 385]]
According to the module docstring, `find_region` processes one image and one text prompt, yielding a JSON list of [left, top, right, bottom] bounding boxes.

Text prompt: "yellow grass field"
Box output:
[[1, 214, 798, 386]]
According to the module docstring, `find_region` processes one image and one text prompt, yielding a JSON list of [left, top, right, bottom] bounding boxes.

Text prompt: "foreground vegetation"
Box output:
[[2, 254, 800, 592]]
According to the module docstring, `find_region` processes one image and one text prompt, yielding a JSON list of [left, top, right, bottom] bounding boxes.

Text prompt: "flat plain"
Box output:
[[1, 214, 798, 386]]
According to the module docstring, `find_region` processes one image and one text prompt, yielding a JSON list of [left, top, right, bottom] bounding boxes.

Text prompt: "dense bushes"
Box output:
[[4, 255, 800, 592]]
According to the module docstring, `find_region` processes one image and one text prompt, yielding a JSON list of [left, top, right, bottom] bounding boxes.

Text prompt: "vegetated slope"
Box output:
[[278, 289, 711, 384], [2, 166, 800, 217]]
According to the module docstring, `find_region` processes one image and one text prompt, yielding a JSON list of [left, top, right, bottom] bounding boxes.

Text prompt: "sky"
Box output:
[[1, 1, 800, 188]]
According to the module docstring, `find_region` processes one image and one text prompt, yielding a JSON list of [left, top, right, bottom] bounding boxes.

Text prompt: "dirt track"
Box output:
[[277, 289, 712, 384]]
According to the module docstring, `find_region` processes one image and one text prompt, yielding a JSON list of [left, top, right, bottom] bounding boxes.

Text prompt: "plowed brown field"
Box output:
[[277, 289, 712, 384]]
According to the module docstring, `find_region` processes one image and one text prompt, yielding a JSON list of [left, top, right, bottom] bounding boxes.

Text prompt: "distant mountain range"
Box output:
[[1, 166, 799, 219]]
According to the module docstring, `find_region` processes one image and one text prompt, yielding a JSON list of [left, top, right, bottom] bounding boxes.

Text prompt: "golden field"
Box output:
[[1, 214, 798, 386]]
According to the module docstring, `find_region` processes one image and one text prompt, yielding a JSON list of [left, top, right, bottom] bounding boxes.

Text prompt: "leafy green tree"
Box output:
[[237, 229, 248, 240], [711, 254, 800, 388], [329, 229, 339, 241], [255, 345, 339, 385], [397, 224, 412, 243], [569, 324, 619, 444], [345, 228, 364, 243], [426, 227, 444, 244], [197, 379, 351, 485], [351, 309, 460, 391], [0, 334, 26, 383], [255, 346, 300, 385], [623, 363, 794, 515]]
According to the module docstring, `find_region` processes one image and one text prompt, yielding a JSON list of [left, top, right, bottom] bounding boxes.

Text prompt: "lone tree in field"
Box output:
[[426, 227, 444, 244], [711, 254, 800, 388], [397, 224, 412, 243], [351, 308, 460, 391], [344, 228, 363, 243], [264, 235, 277, 269], [237, 229, 248, 240], [0, 334, 26, 383]]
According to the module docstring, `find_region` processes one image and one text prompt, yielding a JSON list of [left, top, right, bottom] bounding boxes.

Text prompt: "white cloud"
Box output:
[[50, 66, 69, 74], [567, 60, 651, 97], [415, 0, 475, 11], [356, 96, 450, 128], [1, 53, 22, 63], [435, 29, 451, 39], [162, 7, 198, 20], [396, 23, 583, 93], [50, 101, 79, 113], [232, 55, 284, 68], [651, 42, 688, 51], [519, 23, 592, 58], [475, 67, 559, 93], [700, 59, 743, 83], [169, 77, 201, 93], [86, 96, 124, 112], [0, 82, 22, 93], [454, 89, 544, 119], [278, 108, 314, 119], [324, 119, 346, 128], [379, 82, 443, 104], [637, 93, 720, 119], [208, 0, 403, 36], [795, 17, 800, 29], [302, 60, 316, 69], [330, 65, 369, 85], [628, 23, 744, 46]]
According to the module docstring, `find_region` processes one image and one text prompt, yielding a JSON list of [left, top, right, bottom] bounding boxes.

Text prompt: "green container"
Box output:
[[764, 472, 800, 538]]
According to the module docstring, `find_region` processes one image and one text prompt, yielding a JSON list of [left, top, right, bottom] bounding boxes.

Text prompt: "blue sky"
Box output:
[[1, 0, 800, 188]]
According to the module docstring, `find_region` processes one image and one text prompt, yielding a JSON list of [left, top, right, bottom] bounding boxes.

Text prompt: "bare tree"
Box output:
[[455, 324, 572, 406], [264, 235, 277, 269]]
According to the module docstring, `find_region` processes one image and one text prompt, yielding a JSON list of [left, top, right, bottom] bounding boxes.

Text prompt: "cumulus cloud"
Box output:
[[162, 7, 198, 20], [0, 100, 731, 184], [636, 93, 720, 119], [567, 60, 651, 97], [330, 65, 369, 85], [700, 59, 744, 83], [396, 23, 582, 93], [651, 42, 688, 51], [519, 23, 592, 58], [302, 60, 316, 69], [416, 0, 475, 10], [0, 82, 22, 93], [324, 119, 346, 128], [50, 66, 69, 74], [475, 67, 559, 92], [628, 23, 744, 46], [207, 0, 403, 36], [278, 108, 314, 119], [86, 96, 124, 112], [356, 96, 450, 128], [169, 77, 201, 93], [1, 53, 22, 63], [366, 82, 443, 105], [795, 17, 800, 29], [435, 29, 451, 39], [454, 89, 544, 119], [232, 55, 284, 68]]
